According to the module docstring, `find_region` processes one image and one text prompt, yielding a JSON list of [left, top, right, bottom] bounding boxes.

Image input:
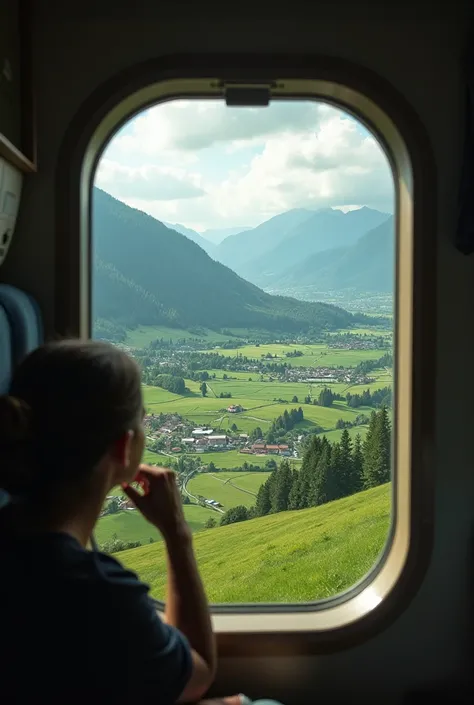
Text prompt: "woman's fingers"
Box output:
[[198, 697, 243, 705], [122, 482, 144, 508]]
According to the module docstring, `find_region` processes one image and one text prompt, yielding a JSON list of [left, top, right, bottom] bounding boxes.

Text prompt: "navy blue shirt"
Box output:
[[0, 518, 192, 705]]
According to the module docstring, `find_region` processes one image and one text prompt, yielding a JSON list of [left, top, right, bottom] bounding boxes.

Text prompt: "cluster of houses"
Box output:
[[240, 443, 291, 457], [284, 366, 375, 385], [180, 427, 250, 452], [327, 338, 388, 351]]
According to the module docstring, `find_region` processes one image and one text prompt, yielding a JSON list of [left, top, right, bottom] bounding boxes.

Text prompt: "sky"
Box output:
[[94, 99, 394, 233]]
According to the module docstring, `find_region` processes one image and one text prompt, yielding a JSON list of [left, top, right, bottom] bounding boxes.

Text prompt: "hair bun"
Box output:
[[0, 396, 34, 496], [0, 395, 31, 442]]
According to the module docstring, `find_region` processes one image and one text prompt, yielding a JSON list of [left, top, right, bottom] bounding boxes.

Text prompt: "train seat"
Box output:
[[0, 302, 12, 395], [0, 284, 43, 365]]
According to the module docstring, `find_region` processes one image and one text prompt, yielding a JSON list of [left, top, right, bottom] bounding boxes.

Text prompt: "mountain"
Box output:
[[162, 221, 216, 257], [273, 216, 395, 292], [215, 208, 314, 271], [229, 207, 391, 286], [92, 188, 360, 335], [202, 226, 252, 245]]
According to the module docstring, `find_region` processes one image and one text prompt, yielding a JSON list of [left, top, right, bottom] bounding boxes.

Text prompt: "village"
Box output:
[[144, 413, 295, 458], [283, 366, 375, 385]]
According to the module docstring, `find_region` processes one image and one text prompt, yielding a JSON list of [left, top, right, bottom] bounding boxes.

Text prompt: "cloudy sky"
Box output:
[[94, 99, 394, 233]]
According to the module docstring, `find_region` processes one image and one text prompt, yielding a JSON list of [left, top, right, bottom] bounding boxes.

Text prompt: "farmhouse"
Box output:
[[181, 437, 195, 445], [192, 428, 214, 436], [266, 445, 280, 454], [207, 435, 228, 447], [227, 404, 243, 413]]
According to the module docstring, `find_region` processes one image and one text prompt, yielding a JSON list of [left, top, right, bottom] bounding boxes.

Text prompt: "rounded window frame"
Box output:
[[55, 56, 435, 654]]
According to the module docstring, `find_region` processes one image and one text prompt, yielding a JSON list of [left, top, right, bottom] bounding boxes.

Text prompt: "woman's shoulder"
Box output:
[[90, 548, 148, 592]]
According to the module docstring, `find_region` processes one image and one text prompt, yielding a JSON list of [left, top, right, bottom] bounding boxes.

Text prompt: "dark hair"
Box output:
[[0, 340, 143, 498]]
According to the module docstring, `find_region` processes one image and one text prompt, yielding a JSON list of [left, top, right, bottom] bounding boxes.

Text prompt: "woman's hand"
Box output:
[[122, 464, 189, 540]]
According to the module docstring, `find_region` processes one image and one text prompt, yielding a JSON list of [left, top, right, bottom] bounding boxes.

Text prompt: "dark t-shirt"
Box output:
[[0, 517, 192, 705]]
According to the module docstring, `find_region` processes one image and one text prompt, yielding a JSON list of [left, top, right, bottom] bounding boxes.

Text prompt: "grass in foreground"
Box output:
[[119, 484, 391, 603]]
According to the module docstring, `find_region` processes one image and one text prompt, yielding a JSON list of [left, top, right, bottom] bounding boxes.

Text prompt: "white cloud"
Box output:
[[96, 101, 394, 230], [95, 159, 205, 200], [111, 100, 322, 156]]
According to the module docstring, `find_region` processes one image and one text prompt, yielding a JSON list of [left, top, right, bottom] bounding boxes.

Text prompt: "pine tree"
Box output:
[[288, 469, 300, 510], [312, 448, 338, 506], [271, 460, 293, 512], [255, 479, 271, 516], [329, 442, 343, 500], [299, 435, 323, 508], [351, 433, 364, 494], [363, 408, 391, 488], [338, 428, 358, 497], [308, 438, 331, 505]]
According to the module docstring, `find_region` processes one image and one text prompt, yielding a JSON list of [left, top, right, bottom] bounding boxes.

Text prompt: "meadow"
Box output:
[[125, 324, 392, 350], [119, 483, 391, 603], [142, 383, 381, 436], [207, 343, 388, 368], [187, 471, 272, 509], [95, 503, 215, 546]]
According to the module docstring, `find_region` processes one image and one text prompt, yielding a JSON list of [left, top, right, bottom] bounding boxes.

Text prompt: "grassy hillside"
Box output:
[[92, 188, 359, 335], [119, 484, 391, 603]]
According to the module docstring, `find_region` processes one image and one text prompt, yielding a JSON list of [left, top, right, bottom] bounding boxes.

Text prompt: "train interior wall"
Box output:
[[2, 1, 474, 702]]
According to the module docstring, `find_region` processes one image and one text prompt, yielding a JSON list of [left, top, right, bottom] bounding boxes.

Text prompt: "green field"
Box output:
[[142, 384, 374, 436], [119, 484, 391, 603], [207, 343, 388, 368], [95, 503, 215, 546], [317, 425, 369, 443], [188, 471, 271, 509]]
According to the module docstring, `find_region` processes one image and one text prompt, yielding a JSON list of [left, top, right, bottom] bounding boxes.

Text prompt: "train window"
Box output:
[[64, 74, 432, 637]]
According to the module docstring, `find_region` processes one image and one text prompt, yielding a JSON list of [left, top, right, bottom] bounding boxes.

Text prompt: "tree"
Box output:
[[270, 460, 293, 513], [352, 433, 364, 493], [155, 374, 186, 395], [363, 408, 391, 488], [230, 423, 238, 432], [207, 461, 217, 473], [204, 517, 217, 529], [106, 497, 120, 515], [318, 387, 334, 407], [288, 468, 301, 510], [292, 395, 299, 403], [250, 426, 263, 441], [298, 434, 323, 509], [338, 429, 355, 497], [220, 505, 249, 526], [200, 382, 207, 397], [255, 480, 271, 516], [312, 447, 338, 506]]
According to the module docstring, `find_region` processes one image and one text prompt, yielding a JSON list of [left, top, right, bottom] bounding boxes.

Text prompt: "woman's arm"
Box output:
[[123, 466, 216, 702], [163, 525, 217, 703]]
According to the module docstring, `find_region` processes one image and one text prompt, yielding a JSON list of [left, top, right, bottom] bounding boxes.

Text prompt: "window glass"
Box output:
[[91, 99, 394, 604]]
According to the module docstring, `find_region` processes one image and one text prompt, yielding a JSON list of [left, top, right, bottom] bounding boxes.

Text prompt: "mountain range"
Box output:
[[271, 216, 394, 292], [214, 206, 391, 288], [92, 188, 364, 337], [162, 221, 216, 257]]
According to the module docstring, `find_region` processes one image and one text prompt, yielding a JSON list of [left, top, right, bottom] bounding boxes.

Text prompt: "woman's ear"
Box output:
[[111, 430, 134, 468]]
